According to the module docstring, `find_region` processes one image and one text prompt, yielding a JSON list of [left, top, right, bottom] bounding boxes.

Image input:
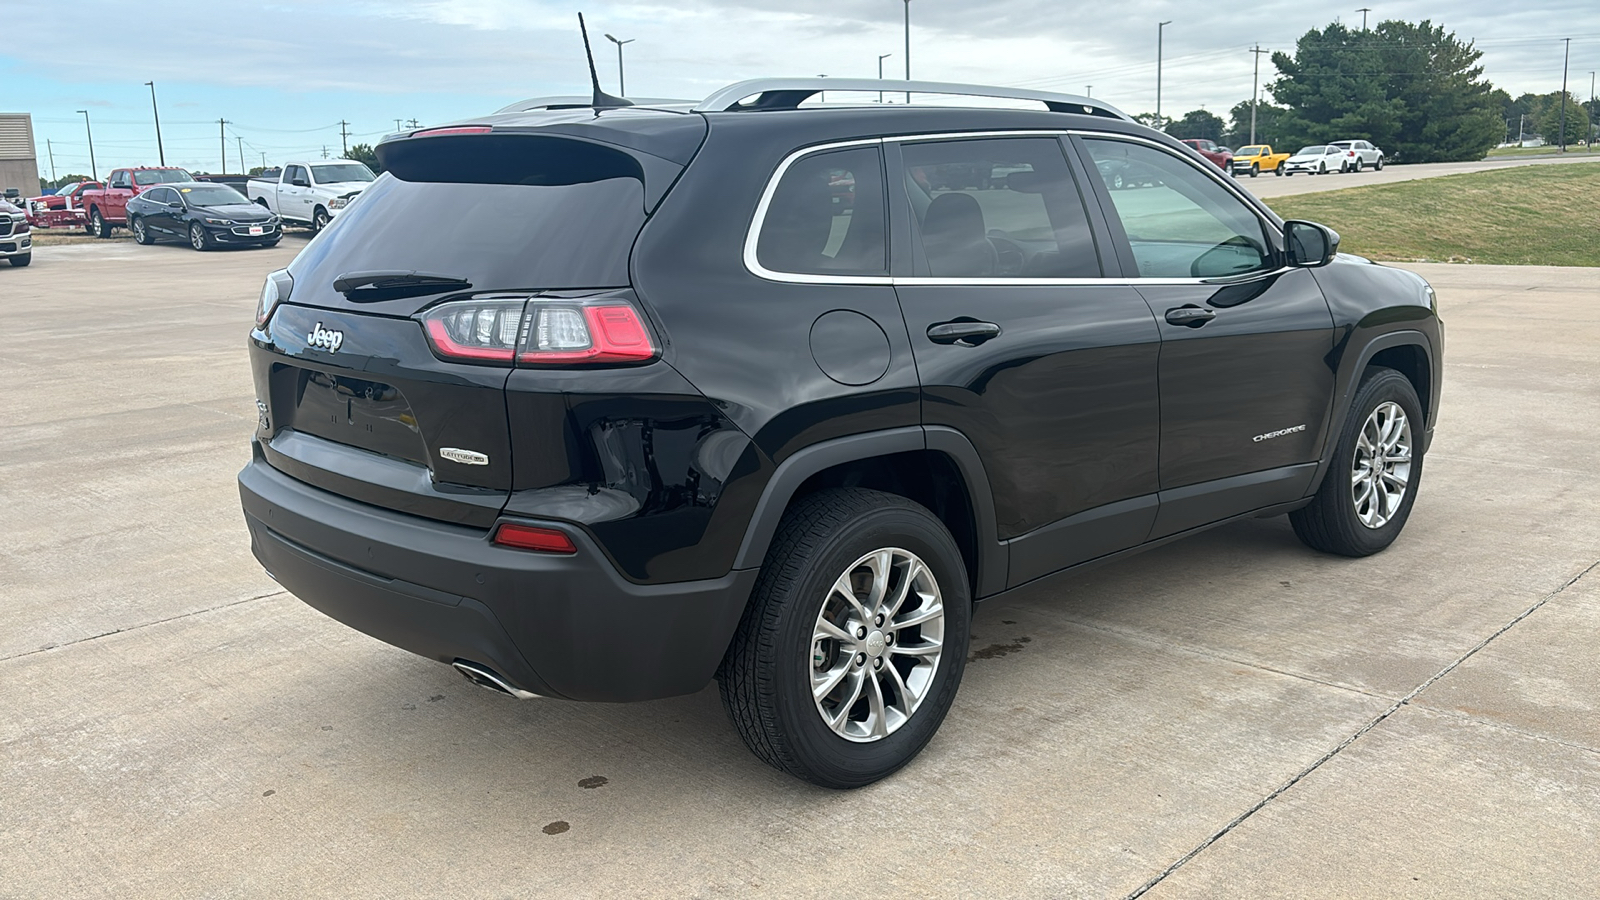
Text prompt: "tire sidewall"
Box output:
[[764, 501, 971, 788], [1324, 370, 1426, 553]]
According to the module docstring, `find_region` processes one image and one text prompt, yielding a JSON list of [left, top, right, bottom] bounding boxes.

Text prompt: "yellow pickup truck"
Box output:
[[1229, 145, 1290, 177]]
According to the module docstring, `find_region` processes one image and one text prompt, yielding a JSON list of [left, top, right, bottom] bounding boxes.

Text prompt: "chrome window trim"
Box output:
[[743, 137, 894, 286], [743, 128, 1287, 287]]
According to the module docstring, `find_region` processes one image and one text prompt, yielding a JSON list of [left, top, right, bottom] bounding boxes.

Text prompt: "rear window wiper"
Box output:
[[333, 270, 472, 300]]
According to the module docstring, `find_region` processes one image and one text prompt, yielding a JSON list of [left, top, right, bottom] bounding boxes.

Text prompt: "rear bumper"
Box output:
[[239, 446, 759, 702]]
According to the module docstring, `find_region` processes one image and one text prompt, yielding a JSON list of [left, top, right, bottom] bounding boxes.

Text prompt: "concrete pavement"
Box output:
[[1238, 152, 1600, 199], [2, 239, 1597, 898]]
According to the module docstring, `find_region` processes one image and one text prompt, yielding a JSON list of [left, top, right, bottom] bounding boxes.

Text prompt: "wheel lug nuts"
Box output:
[[875, 614, 884, 627], [856, 626, 868, 639], [873, 657, 883, 670], [885, 633, 893, 645], [855, 653, 867, 667]]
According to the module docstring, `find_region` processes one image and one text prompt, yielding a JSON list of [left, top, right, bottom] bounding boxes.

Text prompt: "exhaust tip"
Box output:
[[452, 659, 543, 700]]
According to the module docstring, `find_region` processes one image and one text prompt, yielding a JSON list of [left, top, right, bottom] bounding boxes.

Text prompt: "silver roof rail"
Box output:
[[693, 78, 1130, 120], [495, 95, 695, 114]]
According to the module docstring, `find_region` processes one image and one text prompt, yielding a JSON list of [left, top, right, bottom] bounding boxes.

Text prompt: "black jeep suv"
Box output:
[[239, 79, 1442, 788]]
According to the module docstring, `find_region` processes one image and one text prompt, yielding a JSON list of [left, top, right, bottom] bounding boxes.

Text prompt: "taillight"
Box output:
[[256, 269, 293, 327], [412, 126, 493, 137], [418, 297, 657, 366], [492, 523, 577, 553]]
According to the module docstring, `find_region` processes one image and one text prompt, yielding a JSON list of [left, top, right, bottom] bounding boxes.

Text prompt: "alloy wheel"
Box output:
[[809, 548, 945, 742], [190, 224, 206, 250], [1351, 401, 1413, 529]]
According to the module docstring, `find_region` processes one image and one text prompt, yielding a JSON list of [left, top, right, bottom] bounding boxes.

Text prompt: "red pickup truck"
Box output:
[[79, 167, 194, 237], [25, 181, 100, 228], [1179, 139, 1235, 174]]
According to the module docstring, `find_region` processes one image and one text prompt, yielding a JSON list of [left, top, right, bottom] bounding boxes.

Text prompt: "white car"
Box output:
[[1330, 140, 1385, 172], [1281, 145, 1350, 176], [247, 160, 376, 231]]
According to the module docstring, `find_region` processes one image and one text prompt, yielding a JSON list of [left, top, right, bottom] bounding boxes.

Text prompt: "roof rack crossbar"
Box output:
[[693, 78, 1130, 120]]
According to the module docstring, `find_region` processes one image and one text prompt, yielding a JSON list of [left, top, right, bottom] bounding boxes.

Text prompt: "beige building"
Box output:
[[0, 114, 41, 200]]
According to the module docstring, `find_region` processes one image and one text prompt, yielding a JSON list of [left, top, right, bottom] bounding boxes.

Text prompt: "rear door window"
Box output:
[[899, 137, 1100, 278], [755, 146, 887, 277]]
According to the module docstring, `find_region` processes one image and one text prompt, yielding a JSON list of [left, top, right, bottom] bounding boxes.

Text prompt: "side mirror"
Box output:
[[1284, 220, 1339, 268], [291, 177, 310, 188]]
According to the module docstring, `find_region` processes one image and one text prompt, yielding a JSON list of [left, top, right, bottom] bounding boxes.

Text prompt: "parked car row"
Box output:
[[1227, 140, 1386, 177]]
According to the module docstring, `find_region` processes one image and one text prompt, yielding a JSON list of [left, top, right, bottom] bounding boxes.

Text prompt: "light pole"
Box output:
[[878, 53, 893, 103], [144, 81, 165, 165], [1356, 7, 1371, 30], [1559, 37, 1571, 152], [903, 0, 912, 104], [1085, 85, 1092, 97], [604, 33, 634, 96], [76, 110, 97, 181], [1157, 21, 1172, 127], [1250, 44, 1269, 144]]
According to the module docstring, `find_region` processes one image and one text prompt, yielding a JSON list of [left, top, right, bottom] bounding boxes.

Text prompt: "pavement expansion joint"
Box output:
[[0, 589, 287, 664], [1121, 556, 1600, 900]]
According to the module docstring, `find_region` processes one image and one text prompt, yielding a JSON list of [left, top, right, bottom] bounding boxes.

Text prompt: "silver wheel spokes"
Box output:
[[810, 548, 944, 743], [1352, 401, 1412, 529]]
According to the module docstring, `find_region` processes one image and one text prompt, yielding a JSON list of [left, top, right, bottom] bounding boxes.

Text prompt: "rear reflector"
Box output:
[[492, 524, 577, 554]]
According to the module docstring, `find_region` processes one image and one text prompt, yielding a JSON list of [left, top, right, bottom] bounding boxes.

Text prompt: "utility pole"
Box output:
[[321, 145, 329, 160], [407, 118, 420, 129], [261, 151, 268, 169], [237, 136, 244, 172], [76, 110, 97, 181], [1086, 85, 1092, 97], [1157, 21, 1172, 127], [1250, 44, 1270, 144], [395, 118, 403, 132], [903, 0, 912, 104], [604, 34, 634, 96], [219, 118, 228, 174], [878, 53, 893, 103], [46, 139, 57, 183], [1356, 7, 1371, 30], [144, 81, 165, 165], [1559, 38, 1571, 152], [1590, 71, 1597, 151], [339, 120, 350, 157]]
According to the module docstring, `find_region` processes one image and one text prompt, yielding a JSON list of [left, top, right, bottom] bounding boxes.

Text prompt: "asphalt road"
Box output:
[[1238, 151, 1600, 198], [3, 236, 1598, 898]]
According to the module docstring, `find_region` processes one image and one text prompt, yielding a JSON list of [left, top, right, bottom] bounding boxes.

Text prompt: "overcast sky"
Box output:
[[6, 0, 1599, 176]]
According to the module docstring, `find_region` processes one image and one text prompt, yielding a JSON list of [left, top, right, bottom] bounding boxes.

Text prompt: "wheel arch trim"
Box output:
[[731, 426, 1007, 598], [1309, 329, 1435, 495]]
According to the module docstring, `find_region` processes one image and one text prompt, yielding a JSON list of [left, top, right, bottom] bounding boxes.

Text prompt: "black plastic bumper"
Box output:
[[238, 447, 759, 702]]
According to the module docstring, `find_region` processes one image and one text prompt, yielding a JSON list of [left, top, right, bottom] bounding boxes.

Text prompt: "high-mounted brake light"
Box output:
[[412, 126, 493, 137], [492, 523, 577, 554]]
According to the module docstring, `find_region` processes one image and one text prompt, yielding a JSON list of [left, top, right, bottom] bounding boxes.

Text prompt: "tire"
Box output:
[[1274, 165, 1283, 176], [90, 208, 110, 238], [1318, 164, 1327, 175], [1291, 367, 1425, 557], [132, 217, 153, 245], [720, 488, 972, 789], [1250, 164, 1260, 178], [312, 207, 330, 232], [7, 252, 29, 267], [84, 209, 98, 236], [189, 222, 211, 251], [1375, 157, 1385, 171]]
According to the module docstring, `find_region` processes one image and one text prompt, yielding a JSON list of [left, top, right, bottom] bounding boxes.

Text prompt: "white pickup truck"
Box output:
[[247, 160, 376, 231]]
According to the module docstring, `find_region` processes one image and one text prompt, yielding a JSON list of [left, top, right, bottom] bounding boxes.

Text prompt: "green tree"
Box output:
[[346, 142, 383, 174], [1270, 19, 1502, 162], [1165, 109, 1226, 143], [1536, 93, 1589, 147], [1224, 100, 1291, 148], [1130, 112, 1166, 130]]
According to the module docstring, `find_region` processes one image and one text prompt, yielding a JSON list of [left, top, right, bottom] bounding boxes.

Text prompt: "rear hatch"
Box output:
[[254, 122, 700, 527]]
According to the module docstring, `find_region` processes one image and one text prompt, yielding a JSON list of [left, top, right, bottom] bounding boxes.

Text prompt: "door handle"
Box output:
[[927, 320, 1002, 345], [1164, 306, 1216, 327]]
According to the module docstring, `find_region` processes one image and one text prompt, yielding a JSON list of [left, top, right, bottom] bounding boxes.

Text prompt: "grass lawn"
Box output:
[[1485, 144, 1597, 158], [1265, 161, 1600, 266]]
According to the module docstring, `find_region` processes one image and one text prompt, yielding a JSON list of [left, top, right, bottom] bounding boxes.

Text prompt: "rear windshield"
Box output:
[[288, 166, 645, 292], [133, 169, 194, 185]]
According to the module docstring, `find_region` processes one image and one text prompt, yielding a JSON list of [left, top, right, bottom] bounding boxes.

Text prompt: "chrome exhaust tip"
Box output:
[[452, 660, 543, 700]]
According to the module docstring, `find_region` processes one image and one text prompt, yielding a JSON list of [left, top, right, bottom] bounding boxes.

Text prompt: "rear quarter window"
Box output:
[[754, 146, 887, 277]]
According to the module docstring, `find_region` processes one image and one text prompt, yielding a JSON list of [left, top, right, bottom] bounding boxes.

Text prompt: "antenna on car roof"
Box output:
[[578, 13, 632, 109]]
